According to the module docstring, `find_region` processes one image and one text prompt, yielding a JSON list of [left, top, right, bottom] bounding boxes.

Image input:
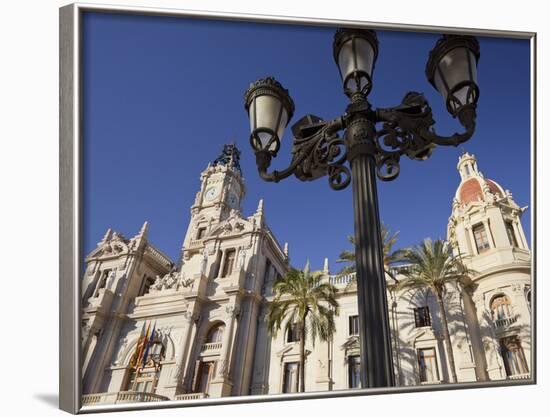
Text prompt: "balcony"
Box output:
[[175, 393, 209, 401], [187, 239, 204, 250], [492, 316, 518, 330], [508, 373, 530, 380], [201, 341, 222, 353], [82, 391, 169, 406], [329, 274, 355, 286]]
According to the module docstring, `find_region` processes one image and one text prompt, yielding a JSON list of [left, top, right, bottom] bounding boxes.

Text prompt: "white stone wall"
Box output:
[[82, 152, 532, 406]]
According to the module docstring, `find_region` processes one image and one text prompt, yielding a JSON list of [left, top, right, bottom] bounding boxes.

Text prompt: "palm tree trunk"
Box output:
[[436, 289, 458, 383], [299, 323, 306, 392]]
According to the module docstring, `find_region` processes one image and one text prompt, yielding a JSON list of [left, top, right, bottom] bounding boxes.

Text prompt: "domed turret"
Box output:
[[455, 152, 504, 205], [447, 151, 531, 383], [448, 152, 529, 259]]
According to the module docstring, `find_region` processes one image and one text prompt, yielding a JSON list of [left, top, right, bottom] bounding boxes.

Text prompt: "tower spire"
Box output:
[[138, 221, 149, 239], [256, 198, 264, 215], [212, 143, 242, 174]]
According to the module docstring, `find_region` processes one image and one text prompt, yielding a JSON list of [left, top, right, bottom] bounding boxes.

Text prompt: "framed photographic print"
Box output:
[[59, 2, 536, 413]]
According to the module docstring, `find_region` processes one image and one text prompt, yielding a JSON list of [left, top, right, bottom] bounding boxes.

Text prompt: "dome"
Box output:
[[454, 152, 505, 205], [457, 177, 503, 205]]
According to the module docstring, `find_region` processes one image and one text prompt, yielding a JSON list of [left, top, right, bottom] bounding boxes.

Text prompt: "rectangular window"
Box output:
[[94, 269, 110, 297], [505, 221, 518, 247], [417, 347, 439, 383], [139, 275, 155, 296], [264, 259, 272, 283], [348, 355, 361, 388], [195, 361, 214, 393], [473, 223, 491, 253], [282, 362, 299, 393], [221, 249, 236, 277], [196, 227, 206, 240], [127, 368, 159, 393], [287, 323, 300, 343], [349, 315, 359, 336], [414, 306, 431, 328]]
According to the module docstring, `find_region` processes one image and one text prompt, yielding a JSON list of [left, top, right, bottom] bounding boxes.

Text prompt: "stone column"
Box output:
[[513, 220, 529, 250], [82, 331, 99, 377], [208, 304, 239, 397], [465, 225, 477, 255], [216, 304, 239, 380], [181, 315, 200, 391], [473, 293, 505, 380], [250, 307, 270, 395], [217, 250, 227, 278], [171, 310, 197, 387], [483, 220, 496, 248]]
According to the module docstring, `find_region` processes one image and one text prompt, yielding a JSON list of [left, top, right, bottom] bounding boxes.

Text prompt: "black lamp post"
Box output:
[[244, 29, 480, 389]]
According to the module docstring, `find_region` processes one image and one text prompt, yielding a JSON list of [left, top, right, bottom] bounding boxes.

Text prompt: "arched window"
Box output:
[[206, 323, 225, 343], [490, 294, 512, 321], [500, 336, 529, 377]]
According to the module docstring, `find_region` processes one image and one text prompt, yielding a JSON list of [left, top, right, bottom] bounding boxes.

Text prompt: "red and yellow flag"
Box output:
[[138, 322, 151, 369], [129, 322, 147, 369]]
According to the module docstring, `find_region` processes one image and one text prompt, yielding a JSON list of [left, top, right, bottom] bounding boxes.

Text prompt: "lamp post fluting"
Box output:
[[244, 29, 480, 389]]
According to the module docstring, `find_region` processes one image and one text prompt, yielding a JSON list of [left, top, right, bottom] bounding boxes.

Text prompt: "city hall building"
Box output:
[[81, 145, 531, 405]]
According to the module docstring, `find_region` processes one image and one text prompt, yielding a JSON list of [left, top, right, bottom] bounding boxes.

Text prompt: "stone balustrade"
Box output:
[[493, 316, 518, 329], [82, 391, 169, 406], [508, 373, 530, 380], [187, 239, 204, 250], [174, 392, 209, 401], [201, 341, 222, 353], [329, 274, 355, 286]]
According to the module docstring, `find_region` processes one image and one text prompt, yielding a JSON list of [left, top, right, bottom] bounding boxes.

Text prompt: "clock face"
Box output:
[[204, 187, 219, 201], [227, 192, 239, 208]]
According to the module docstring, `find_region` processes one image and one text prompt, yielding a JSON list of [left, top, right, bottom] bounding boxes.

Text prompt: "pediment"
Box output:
[[341, 335, 360, 351], [209, 213, 254, 237], [276, 344, 311, 358], [87, 233, 130, 260], [410, 327, 439, 343]]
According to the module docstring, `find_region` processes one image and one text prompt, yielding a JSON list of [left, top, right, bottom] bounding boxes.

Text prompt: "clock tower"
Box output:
[[180, 144, 245, 261]]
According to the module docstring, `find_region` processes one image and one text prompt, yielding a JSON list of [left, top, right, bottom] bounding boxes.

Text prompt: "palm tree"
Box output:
[[266, 263, 339, 392], [336, 223, 401, 276], [396, 238, 475, 383]]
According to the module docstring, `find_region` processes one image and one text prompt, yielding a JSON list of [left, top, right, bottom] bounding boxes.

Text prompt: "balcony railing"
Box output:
[[175, 393, 209, 401], [82, 391, 169, 406], [187, 239, 204, 250], [329, 274, 355, 286], [493, 316, 518, 329], [508, 373, 530, 380], [201, 341, 222, 352]]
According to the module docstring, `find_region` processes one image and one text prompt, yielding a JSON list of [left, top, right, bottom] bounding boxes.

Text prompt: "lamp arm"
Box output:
[[421, 104, 477, 147], [255, 117, 350, 190], [370, 92, 478, 181]]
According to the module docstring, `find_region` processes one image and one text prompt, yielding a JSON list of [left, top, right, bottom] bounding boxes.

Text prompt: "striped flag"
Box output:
[[141, 321, 156, 368], [137, 321, 151, 369], [128, 322, 146, 369]]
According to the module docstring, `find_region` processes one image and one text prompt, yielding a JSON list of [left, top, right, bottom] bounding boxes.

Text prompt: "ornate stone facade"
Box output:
[[81, 148, 531, 406]]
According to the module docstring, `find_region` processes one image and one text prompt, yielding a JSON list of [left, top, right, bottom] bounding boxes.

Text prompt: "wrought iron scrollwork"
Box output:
[[254, 91, 477, 188]]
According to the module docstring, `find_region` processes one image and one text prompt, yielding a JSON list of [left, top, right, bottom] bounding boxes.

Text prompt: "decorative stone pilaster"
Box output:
[[482, 219, 495, 248], [215, 304, 240, 380], [208, 304, 240, 397], [172, 310, 197, 385]]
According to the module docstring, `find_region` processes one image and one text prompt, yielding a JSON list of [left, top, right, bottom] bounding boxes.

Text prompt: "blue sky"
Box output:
[[82, 13, 531, 273]]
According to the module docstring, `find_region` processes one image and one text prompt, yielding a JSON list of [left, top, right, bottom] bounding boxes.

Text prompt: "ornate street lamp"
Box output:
[[244, 29, 480, 389]]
